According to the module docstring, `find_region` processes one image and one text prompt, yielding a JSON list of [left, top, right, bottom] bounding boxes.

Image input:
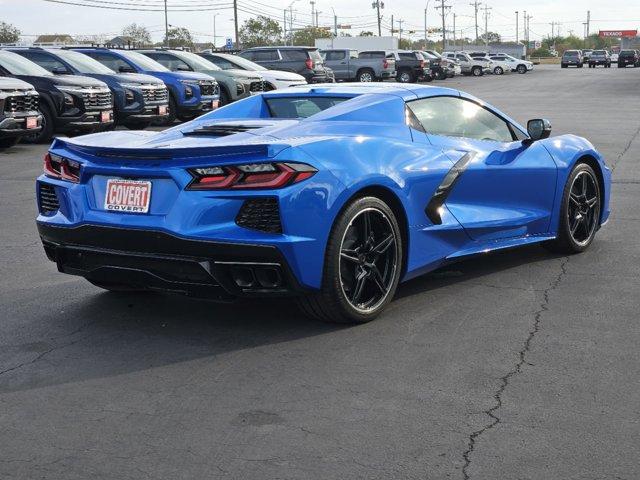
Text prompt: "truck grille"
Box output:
[[249, 81, 265, 93], [81, 90, 112, 109], [38, 183, 60, 214], [3, 93, 39, 113], [199, 81, 218, 96], [236, 198, 282, 234], [141, 85, 168, 103]]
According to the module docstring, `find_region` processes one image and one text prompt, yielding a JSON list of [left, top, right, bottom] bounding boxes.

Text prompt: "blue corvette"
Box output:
[[36, 84, 611, 323]]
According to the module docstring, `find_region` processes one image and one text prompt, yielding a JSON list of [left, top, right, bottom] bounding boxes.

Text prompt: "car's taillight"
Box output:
[[187, 162, 317, 190], [383, 59, 389, 69], [43, 153, 80, 183], [305, 58, 314, 70], [420, 59, 425, 68]]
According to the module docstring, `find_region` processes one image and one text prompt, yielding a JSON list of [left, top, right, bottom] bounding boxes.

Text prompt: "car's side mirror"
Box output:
[[118, 65, 135, 73], [526, 118, 552, 141], [52, 67, 70, 75], [176, 64, 191, 71]]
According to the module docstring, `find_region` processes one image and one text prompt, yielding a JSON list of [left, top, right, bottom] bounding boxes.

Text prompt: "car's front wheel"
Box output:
[[494, 66, 504, 75], [517, 64, 527, 74], [471, 66, 483, 76], [544, 163, 601, 253], [297, 196, 403, 324]]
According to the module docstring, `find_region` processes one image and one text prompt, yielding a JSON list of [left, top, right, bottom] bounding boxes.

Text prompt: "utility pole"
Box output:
[[391, 14, 394, 35], [310, 1, 315, 27], [515, 11, 518, 44], [233, 0, 239, 48], [452, 13, 456, 49], [164, 0, 169, 47], [482, 5, 492, 46], [398, 18, 404, 42], [315, 11, 320, 29], [436, 0, 451, 50], [424, 0, 431, 48], [469, 0, 481, 43], [372, 0, 384, 37], [586, 10, 590, 38], [213, 13, 219, 48], [283, 10, 287, 45], [549, 21, 555, 40], [334, 15, 337, 36]]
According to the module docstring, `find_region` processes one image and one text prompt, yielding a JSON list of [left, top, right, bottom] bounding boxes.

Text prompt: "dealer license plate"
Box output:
[[104, 179, 152, 214], [26, 117, 38, 129]]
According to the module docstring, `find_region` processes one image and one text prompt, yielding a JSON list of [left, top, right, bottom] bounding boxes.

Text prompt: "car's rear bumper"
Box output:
[[37, 222, 306, 300]]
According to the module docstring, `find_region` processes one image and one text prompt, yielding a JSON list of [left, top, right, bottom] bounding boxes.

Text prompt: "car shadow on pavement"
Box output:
[[0, 244, 563, 395]]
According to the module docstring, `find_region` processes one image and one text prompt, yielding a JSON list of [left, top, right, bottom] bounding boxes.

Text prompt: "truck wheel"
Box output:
[[396, 70, 414, 83], [21, 103, 54, 144], [357, 69, 375, 82], [219, 87, 231, 106]]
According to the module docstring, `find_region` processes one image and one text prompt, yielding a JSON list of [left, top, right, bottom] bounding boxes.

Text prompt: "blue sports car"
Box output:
[[36, 84, 611, 323]]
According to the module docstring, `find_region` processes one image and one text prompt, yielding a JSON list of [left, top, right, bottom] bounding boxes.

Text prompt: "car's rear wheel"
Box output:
[[544, 163, 601, 254], [357, 69, 375, 82], [396, 70, 414, 83], [494, 66, 504, 75], [297, 196, 403, 324]]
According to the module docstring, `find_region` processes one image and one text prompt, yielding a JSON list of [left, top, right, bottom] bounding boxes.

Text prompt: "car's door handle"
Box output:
[[340, 62, 347, 64]]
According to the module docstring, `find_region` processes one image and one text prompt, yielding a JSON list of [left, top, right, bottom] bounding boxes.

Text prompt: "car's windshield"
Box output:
[[0, 50, 53, 76], [118, 50, 170, 71], [219, 54, 266, 71], [265, 96, 349, 118], [53, 49, 115, 74], [175, 51, 221, 71]]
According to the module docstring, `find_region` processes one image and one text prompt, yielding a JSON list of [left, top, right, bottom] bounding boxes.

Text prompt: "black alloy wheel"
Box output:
[[297, 197, 403, 324], [544, 163, 601, 253], [567, 170, 600, 246], [338, 208, 398, 313]]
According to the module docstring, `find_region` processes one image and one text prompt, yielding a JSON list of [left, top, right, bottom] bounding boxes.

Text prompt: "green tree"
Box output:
[[122, 23, 152, 45], [164, 27, 194, 49], [292, 26, 331, 46], [398, 38, 412, 50], [239, 16, 282, 48], [479, 31, 501, 43], [0, 22, 21, 44], [359, 31, 374, 37]]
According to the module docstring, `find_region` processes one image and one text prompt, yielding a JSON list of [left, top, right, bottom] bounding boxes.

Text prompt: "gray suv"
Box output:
[[239, 47, 334, 83]]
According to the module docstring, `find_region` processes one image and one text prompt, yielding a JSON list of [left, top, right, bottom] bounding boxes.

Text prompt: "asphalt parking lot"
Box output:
[[1, 64, 639, 479]]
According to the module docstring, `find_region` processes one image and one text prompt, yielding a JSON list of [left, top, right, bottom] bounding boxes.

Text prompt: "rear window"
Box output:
[[359, 51, 384, 59], [308, 50, 323, 63], [398, 52, 417, 60], [281, 49, 308, 61], [265, 96, 349, 118], [564, 51, 579, 57], [620, 50, 636, 56]]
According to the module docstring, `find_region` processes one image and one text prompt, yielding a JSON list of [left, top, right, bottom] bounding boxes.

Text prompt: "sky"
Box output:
[[1, 0, 639, 46]]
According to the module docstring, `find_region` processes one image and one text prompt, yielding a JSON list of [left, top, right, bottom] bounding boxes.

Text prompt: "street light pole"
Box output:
[[213, 13, 219, 49], [424, 0, 431, 48], [515, 11, 518, 44], [164, 0, 169, 47]]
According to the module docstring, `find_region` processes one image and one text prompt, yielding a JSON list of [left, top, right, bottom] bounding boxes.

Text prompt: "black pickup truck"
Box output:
[[0, 77, 42, 149], [394, 50, 431, 83]]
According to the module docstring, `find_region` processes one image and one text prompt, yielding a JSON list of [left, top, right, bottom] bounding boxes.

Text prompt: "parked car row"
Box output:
[[1, 44, 536, 151], [561, 49, 639, 68]]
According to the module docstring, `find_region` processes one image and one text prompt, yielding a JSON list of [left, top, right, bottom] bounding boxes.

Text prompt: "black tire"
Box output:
[[87, 279, 148, 292], [159, 95, 178, 126], [435, 69, 447, 80], [297, 196, 403, 324], [123, 120, 152, 130], [219, 87, 231, 106], [0, 136, 20, 150], [396, 69, 414, 83], [357, 68, 375, 82], [578, 63, 583, 68], [544, 163, 601, 254], [471, 66, 483, 76], [21, 102, 54, 144], [561, 63, 567, 68], [494, 66, 504, 75], [516, 64, 527, 74]]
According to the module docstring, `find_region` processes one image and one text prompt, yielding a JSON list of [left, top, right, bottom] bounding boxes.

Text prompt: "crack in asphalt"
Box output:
[[460, 257, 569, 480], [611, 123, 640, 172]]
